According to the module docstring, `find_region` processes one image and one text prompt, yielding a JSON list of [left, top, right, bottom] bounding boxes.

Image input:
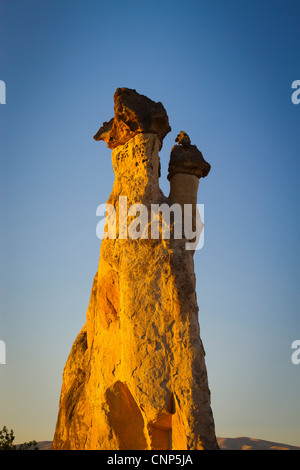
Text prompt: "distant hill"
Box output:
[[217, 437, 300, 450], [34, 437, 300, 450], [35, 441, 53, 450]]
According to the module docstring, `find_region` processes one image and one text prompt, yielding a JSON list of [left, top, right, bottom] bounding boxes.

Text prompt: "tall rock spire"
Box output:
[[52, 88, 218, 450]]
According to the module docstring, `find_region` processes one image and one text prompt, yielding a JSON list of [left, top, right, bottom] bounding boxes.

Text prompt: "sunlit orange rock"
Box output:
[[52, 89, 218, 450]]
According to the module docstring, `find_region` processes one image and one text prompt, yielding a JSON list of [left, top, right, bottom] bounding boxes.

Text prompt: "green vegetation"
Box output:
[[0, 426, 38, 450]]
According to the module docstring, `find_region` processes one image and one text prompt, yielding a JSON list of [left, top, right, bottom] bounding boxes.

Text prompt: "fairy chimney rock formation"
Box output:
[[93, 87, 171, 150], [168, 130, 211, 181], [53, 88, 218, 450], [168, 131, 210, 240]]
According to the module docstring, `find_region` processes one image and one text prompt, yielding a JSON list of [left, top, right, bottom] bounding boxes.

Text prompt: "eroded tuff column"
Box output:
[[52, 88, 218, 450], [168, 131, 211, 243]]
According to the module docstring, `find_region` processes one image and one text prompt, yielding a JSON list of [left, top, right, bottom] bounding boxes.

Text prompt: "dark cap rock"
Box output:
[[167, 131, 211, 181], [94, 88, 171, 149]]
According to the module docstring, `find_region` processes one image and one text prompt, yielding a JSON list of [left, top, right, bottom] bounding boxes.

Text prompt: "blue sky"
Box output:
[[0, 0, 299, 446]]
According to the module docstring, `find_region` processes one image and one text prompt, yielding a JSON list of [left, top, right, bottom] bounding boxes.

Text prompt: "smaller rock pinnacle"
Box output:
[[167, 132, 211, 181]]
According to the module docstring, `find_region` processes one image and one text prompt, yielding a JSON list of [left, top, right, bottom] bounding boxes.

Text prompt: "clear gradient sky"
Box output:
[[0, 0, 299, 446]]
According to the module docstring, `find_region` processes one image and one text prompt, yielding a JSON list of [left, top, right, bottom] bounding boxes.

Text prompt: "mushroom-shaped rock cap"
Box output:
[[93, 87, 171, 150], [167, 131, 211, 181]]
